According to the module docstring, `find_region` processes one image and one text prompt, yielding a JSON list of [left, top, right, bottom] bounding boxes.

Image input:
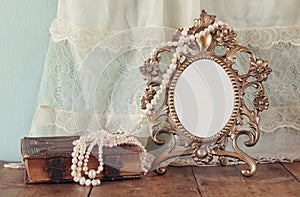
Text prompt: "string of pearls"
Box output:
[[71, 130, 149, 186], [71, 20, 226, 187], [132, 20, 226, 134]]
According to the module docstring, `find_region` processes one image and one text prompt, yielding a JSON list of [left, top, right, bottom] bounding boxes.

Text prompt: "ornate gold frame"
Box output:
[[139, 10, 272, 177]]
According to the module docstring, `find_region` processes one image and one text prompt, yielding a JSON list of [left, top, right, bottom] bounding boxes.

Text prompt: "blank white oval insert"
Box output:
[[174, 59, 234, 138]]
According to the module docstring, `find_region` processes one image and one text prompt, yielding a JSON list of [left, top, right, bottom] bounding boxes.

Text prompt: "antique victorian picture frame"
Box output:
[[140, 10, 272, 177]]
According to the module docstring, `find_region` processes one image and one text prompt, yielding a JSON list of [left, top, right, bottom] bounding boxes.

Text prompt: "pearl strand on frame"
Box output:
[[132, 20, 226, 133], [71, 20, 226, 187]]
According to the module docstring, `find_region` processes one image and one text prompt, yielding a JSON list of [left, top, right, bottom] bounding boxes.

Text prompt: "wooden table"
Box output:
[[1, 161, 300, 197]]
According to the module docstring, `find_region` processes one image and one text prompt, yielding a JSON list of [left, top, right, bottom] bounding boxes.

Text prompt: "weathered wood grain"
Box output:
[[0, 168, 90, 197], [198, 182, 300, 197], [282, 162, 300, 181], [90, 166, 200, 197], [192, 165, 243, 183], [194, 163, 300, 197], [236, 163, 295, 183], [1, 162, 300, 197]]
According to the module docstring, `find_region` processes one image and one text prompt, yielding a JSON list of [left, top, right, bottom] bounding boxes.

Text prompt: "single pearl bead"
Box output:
[[80, 150, 85, 155], [71, 170, 77, 177], [160, 42, 166, 47], [72, 158, 78, 164], [150, 99, 157, 105], [169, 63, 177, 70], [163, 74, 170, 80], [85, 179, 91, 186], [159, 84, 166, 90], [218, 21, 224, 26], [189, 34, 195, 41], [98, 166, 104, 172], [183, 47, 189, 54], [181, 30, 187, 36], [162, 79, 168, 86], [178, 39, 184, 46], [199, 31, 205, 37], [142, 109, 149, 114], [71, 164, 77, 171], [92, 179, 99, 186], [167, 69, 173, 75], [95, 179, 101, 185], [78, 161, 83, 167], [146, 103, 153, 110], [172, 41, 178, 46], [195, 33, 200, 38], [213, 23, 219, 28], [73, 176, 80, 182], [71, 152, 76, 157], [157, 89, 163, 95], [79, 177, 86, 185], [79, 155, 84, 160], [208, 25, 214, 31], [167, 41, 173, 46], [184, 37, 190, 43], [88, 169, 97, 179], [83, 166, 88, 172], [176, 47, 182, 53], [204, 28, 210, 34]]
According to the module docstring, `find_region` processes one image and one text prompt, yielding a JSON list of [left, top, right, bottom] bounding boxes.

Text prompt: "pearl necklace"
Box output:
[[71, 20, 227, 186], [134, 20, 227, 133], [71, 130, 149, 186]]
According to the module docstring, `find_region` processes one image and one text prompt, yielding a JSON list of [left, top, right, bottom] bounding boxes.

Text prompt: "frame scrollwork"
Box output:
[[139, 10, 272, 177]]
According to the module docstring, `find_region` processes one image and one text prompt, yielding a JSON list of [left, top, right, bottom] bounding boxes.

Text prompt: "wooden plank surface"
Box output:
[[193, 163, 300, 197], [1, 162, 300, 197], [0, 168, 90, 197], [282, 162, 300, 181], [236, 163, 296, 183], [90, 166, 200, 197]]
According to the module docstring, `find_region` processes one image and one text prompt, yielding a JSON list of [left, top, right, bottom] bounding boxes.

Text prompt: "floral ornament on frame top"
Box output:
[[139, 10, 272, 177]]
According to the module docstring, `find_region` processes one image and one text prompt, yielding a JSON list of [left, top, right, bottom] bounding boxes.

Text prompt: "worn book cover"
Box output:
[[21, 136, 143, 183]]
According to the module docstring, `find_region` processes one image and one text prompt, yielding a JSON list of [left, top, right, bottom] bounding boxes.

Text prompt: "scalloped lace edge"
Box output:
[[50, 18, 300, 51], [30, 106, 300, 135]]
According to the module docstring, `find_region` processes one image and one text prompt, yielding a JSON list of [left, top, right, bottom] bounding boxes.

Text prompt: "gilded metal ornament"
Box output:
[[140, 10, 272, 177]]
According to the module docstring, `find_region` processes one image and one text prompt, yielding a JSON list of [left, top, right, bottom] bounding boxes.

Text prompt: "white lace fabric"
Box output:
[[30, 2, 300, 163]]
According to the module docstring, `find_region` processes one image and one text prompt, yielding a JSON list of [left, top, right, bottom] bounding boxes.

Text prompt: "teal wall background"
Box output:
[[0, 1, 57, 161]]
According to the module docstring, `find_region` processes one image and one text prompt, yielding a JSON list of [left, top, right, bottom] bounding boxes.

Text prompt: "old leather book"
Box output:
[[21, 136, 143, 183]]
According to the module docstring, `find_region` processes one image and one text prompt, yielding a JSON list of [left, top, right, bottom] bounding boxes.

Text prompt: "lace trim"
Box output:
[[260, 106, 300, 132], [50, 19, 113, 51], [50, 18, 300, 51], [31, 106, 104, 135], [31, 105, 300, 136], [30, 106, 147, 136], [237, 25, 300, 49]]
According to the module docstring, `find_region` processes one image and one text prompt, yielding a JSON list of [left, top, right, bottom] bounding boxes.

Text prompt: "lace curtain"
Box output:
[[30, 0, 300, 163]]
